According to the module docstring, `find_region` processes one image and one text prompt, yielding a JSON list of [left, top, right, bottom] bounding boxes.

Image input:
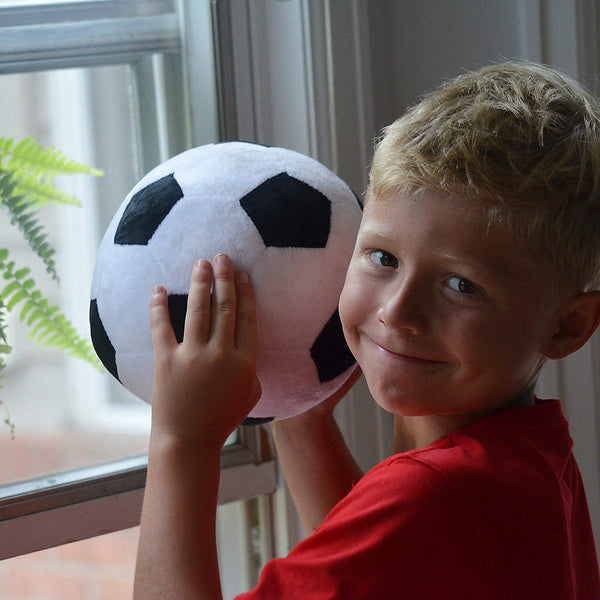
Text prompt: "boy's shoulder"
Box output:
[[359, 400, 573, 511], [301, 402, 597, 600], [386, 399, 571, 479]]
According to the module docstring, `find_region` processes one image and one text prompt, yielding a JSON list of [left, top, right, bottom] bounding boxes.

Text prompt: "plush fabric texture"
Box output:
[[236, 400, 600, 599], [90, 142, 362, 422]]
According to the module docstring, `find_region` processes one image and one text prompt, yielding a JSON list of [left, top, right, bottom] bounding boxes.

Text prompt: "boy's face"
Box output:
[[339, 189, 557, 421]]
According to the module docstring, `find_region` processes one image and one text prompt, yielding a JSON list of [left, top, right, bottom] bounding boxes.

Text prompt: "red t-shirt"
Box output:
[[236, 400, 600, 599]]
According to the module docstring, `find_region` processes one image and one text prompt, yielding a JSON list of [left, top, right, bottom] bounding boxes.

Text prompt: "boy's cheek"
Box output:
[[338, 277, 358, 322], [338, 289, 354, 336], [338, 281, 366, 344]]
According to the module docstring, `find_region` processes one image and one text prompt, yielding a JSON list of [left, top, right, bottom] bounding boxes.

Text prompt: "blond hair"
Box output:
[[369, 62, 600, 291]]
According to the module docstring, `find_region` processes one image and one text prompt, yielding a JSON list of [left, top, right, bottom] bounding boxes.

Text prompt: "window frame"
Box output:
[[0, 433, 276, 559], [0, 0, 276, 559], [0, 0, 179, 73]]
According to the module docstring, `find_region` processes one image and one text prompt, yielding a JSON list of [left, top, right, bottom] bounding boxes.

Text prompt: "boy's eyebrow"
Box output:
[[440, 251, 540, 284], [359, 227, 509, 279], [359, 226, 532, 282], [439, 253, 501, 279], [358, 226, 391, 240]]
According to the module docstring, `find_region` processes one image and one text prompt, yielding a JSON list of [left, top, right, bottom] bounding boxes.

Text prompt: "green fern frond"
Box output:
[[0, 167, 18, 198], [0, 137, 103, 209], [0, 171, 59, 281], [12, 171, 82, 207], [0, 139, 104, 410], [0, 138, 14, 157], [0, 251, 102, 372], [6, 137, 104, 179]]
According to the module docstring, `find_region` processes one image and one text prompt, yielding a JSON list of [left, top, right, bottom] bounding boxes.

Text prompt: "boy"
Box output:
[[134, 62, 600, 599]]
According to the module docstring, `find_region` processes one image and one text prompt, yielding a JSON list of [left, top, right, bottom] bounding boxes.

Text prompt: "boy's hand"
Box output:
[[148, 254, 262, 449], [274, 365, 362, 428]]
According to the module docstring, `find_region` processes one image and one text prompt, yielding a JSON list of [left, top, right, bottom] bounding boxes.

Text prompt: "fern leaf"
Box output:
[[12, 172, 82, 207], [0, 136, 103, 209], [0, 171, 59, 281], [0, 301, 8, 347], [19, 299, 36, 321], [0, 169, 19, 199], [0, 138, 14, 158], [0, 253, 102, 372], [0, 139, 105, 390], [7, 289, 29, 311], [7, 137, 103, 178], [0, 280, 21, 301]]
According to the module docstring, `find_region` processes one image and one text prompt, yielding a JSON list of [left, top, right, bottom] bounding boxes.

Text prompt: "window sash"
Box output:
[[0, 428, 277, 559], [0, 0, 179, 73], [0, 0, 276, 558]]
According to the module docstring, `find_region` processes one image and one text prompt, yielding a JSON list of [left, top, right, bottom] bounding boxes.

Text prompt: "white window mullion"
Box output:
[[178, 0, 220, 146]]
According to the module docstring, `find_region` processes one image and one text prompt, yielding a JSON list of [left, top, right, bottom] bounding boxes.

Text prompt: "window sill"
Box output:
[[0, 448, 277, 559]]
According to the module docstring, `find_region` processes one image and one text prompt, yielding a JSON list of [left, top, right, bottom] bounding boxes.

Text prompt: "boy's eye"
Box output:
[[446, 276, 477, 295], [369, 250, 398, 268]]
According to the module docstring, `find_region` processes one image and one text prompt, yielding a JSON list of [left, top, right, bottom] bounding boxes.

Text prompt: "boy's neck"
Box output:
[[392, 387, 536, 452]]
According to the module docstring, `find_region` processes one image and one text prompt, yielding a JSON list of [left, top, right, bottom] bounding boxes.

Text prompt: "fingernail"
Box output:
[[195, 259, 211, 271], [152, 285, 166, 296], [215, 253, 231, 266], [237, 271, 249, 284]]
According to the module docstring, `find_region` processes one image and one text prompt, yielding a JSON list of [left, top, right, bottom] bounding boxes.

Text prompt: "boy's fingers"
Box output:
[[235, 271, 258, 354], [149, 286, 178, 353], [183, 259, 213, 344], [211, 254, 236, 343]]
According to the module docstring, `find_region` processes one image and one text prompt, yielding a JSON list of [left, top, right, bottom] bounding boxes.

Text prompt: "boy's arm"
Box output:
[[134, 255, 261, 600], [270, 368, 363, 534], [134, 435, 222, 599]]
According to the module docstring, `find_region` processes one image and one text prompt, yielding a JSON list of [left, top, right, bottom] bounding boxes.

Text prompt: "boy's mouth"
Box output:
[[362, 333, 448, 366]]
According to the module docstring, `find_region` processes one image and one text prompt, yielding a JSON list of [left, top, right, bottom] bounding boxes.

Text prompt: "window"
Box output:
[[0, 2, 395, 596], [0, 2, 276, 593]]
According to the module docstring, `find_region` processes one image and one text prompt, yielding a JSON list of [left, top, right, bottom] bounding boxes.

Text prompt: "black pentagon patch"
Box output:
[[168, 294, 188, 343], [240, 172, 331, 248], [114, 173, 184, 245], [90, 299, 120, 382], [242, 416, 275, 426], [310, 308, 356, 383]]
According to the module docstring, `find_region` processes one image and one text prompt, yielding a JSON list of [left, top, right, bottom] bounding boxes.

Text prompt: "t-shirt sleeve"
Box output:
[[235, 457, 488, 600]]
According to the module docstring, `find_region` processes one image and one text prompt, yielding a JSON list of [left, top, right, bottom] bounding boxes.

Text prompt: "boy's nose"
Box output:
[[376, 277, 427, 335]]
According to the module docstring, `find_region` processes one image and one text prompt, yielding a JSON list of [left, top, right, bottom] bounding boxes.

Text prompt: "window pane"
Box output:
[[0, 65, 151, 484], [0, 499, 266, 599], [0, 526, 140, 599]]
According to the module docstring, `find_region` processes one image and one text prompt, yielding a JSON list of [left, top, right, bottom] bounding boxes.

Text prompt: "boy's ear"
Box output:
[[543, 291, 600, 360]]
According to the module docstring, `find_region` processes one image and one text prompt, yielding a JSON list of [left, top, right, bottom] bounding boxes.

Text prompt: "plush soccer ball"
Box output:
[[90, 141, 362, 424]]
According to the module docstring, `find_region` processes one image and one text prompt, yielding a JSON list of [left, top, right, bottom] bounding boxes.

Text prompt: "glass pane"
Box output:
[[0, 526, 140, 599], [0, 499, 264, 599], [0, 65, 151, 484]]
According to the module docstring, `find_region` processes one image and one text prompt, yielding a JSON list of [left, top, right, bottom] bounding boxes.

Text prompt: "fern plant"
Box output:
[[0, 137, 104, 401]]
